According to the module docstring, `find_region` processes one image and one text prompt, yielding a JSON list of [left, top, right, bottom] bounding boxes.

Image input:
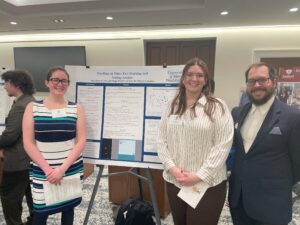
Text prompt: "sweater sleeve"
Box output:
[[196, 101, 234, 185]]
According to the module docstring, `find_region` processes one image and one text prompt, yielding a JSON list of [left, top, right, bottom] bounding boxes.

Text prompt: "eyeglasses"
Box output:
[[185, 72, 205, 78], [246, 77, 270, 87], [49, 78, 70, 86]]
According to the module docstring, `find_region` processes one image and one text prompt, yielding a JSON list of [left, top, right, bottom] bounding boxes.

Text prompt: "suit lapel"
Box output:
[[235, 103, 252, 154], [237, 103, 252, 130]]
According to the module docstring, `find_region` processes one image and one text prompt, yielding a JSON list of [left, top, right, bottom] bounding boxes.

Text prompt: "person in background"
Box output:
[[22, 67, 86, 225], [157, 58, 233, 225], [0, 70, 35, 225], [228, 62, 300, 225]]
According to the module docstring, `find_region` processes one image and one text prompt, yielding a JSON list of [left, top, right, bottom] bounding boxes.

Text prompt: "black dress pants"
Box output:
[[0, 169, 33, 225]]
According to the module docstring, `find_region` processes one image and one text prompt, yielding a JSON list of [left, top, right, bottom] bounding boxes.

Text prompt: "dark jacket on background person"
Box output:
[[0, 94, 35, 171]]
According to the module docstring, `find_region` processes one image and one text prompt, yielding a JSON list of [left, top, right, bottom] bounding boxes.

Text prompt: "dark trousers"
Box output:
[[166, 180, 227, 225], [0, 169, 33, 225], [230, 194, 287, 225], [32, 208, 74, 225]]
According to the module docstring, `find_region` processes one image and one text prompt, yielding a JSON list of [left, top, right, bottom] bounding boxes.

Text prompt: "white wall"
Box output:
[[1, 26, 300, 109], [213, 27, 300, 108]]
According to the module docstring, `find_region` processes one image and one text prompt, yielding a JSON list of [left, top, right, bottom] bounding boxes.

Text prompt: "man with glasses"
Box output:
[[0, 70, 35, 225], [228, 62, 300, 225]]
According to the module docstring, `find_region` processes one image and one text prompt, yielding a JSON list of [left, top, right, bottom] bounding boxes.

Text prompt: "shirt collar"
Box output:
[[197, 95, 207, 106], [14, 94, 23, 102], [250, 95, 275, 116]]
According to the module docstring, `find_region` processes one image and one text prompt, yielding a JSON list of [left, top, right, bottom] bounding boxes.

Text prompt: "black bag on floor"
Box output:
[[115, 198, 156, 225]]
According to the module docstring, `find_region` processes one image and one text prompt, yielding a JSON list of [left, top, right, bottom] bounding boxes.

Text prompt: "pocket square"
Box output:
[[269, 126, 282, 135], [234, 123, 238, 129]]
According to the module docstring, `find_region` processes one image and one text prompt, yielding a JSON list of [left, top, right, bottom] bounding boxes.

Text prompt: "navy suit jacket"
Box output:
[[228, 98, 300, 224]]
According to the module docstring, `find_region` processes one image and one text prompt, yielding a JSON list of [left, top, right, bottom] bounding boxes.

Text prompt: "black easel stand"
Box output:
[[83, 165, 162, 225]]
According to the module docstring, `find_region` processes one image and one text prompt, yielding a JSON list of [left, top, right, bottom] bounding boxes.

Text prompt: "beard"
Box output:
[[247, 87, 275, 106]]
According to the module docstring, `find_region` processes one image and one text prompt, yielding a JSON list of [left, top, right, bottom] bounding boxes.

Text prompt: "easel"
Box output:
[[83, 165, 162, 225]]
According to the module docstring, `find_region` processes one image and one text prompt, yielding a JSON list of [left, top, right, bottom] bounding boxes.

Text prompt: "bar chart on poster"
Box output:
[[66, 65, 183, 169]]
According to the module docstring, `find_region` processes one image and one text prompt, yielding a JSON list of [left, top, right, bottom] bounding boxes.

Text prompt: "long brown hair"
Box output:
[[169, 58, 224, 120]]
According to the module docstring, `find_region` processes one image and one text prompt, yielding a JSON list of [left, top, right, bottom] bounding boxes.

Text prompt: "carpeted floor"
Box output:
[[0, 166, 299, 225]]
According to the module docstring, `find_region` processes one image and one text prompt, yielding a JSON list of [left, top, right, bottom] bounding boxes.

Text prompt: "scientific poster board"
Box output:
[[0, 68, 12, 134], [66, 65, 183, 169], [0, 82, 7, 125], [278, 66, 300, 109]]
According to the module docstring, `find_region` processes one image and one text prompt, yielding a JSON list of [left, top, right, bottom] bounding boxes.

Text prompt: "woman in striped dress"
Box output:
[[157, 58, 233, 225], [23, 67, 86, 225]]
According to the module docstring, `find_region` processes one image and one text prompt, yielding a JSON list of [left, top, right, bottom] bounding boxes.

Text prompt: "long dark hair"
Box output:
[[169, 58, 224, 120]]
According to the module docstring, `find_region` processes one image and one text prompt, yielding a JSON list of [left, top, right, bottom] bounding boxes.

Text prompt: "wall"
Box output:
[[213, 27, 300, 109], [1, 26, 300, 109]]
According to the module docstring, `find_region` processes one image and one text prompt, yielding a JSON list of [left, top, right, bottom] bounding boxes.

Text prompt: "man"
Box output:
[[228, 62, 300, 225], [0, 70, 35, 225]]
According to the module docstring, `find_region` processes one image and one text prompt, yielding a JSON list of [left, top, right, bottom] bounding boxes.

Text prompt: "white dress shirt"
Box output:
[[240, 95, 275, 153]]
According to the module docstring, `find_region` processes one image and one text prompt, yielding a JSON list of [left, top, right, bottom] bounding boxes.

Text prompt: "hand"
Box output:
[[176, 171, 201, 186], [46, 167, 65, 185], [168, 167, 185, 179], [0, 149, 4, 159]]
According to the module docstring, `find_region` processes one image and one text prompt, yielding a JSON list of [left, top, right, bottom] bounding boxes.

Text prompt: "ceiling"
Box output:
[[0, 0, 300, 33]]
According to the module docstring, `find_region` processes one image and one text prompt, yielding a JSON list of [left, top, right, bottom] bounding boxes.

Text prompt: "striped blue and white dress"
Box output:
[[31, 100, 83, 215]]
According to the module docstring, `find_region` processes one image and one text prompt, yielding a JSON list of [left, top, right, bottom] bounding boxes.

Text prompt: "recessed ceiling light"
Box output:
[[220, 11, 229, 15], [4, 0, 96, 6], [10, 21, 18, 25], [106, 16, 113, 20], [289, 7, 298, 12], [54, 19, 65, 23]]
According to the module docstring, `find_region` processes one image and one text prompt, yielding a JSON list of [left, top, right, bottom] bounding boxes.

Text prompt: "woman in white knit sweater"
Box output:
[[157, 58, 234, 225]]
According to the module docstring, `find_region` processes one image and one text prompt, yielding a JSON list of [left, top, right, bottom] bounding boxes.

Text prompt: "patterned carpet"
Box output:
[[0, 166, 299, 225]]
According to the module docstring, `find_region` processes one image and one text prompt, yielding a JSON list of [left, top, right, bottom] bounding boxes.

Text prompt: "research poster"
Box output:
[[0, 92, 13, 125], [1, 68, 12, 134], [0, 81, 13, 131], [66, 65, 183, 169], [0, 83, 7, 125], [278, 66, 300, 109]]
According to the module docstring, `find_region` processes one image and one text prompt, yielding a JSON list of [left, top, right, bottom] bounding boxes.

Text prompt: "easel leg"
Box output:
[[83, 165, 104, 225], [145, 168, 161, 225], [136, 168, 144, 200]]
